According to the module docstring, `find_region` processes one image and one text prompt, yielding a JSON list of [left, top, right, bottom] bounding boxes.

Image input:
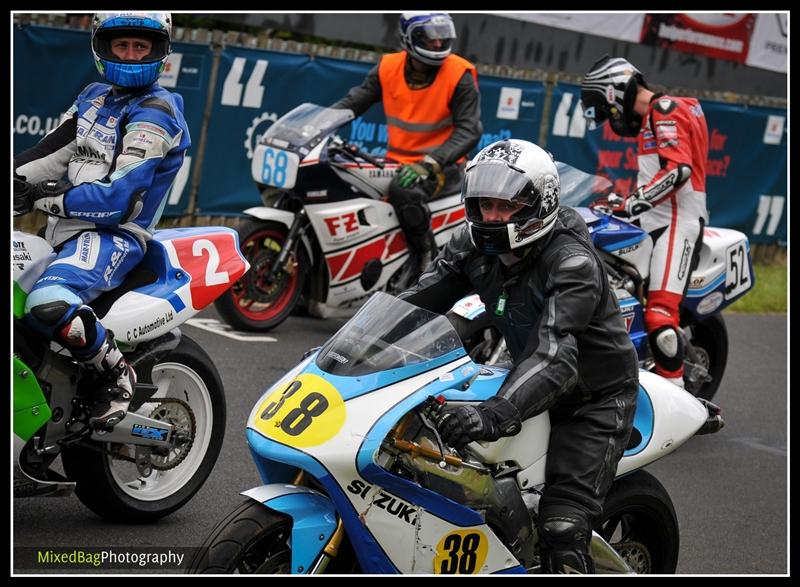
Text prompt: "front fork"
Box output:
[[308, 519, 346, 574], [288, 470, 347, 575], [264, 209, 308, 284]]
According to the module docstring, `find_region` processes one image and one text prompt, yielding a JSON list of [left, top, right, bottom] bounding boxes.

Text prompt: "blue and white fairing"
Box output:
[[575, 207, 754, 320], [243, 292, 710, 574], [13, 227, 249, 347]]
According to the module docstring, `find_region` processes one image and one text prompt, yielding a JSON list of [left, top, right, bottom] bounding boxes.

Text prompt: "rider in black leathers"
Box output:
[[400, 139, 639, 574]]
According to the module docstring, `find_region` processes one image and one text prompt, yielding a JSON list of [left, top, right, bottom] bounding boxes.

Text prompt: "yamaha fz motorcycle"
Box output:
[[448, 163, 754, 401], [14, 226, 249, 521], [188, 292, 724, 574], [214, 103, 466, 332]]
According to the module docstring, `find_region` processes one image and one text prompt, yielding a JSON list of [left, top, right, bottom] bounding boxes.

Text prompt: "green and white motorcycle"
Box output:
[[13, 226, 248, 522]]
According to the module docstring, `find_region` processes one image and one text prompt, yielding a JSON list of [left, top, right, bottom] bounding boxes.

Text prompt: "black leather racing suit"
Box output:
[[401, 206, 639, 572]]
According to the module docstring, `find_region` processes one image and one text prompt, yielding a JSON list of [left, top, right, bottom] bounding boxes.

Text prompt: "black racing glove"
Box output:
[[14, 177, 72, 218], [13, 173, 36, 216], [436, 396, 523, 450]]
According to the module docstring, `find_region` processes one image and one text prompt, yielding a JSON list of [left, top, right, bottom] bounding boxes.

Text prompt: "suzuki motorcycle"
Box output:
[[188, 292, 724, 574], [448, 163, 754, 401], [13, 226, 249, 521], [214, 103, 466, 332]]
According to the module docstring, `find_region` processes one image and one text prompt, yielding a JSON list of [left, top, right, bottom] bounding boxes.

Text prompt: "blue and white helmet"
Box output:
[[399, 12, 456, 66], [91, 12, 172, 88]]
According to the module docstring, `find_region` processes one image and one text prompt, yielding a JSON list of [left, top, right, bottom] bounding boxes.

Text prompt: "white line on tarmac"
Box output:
[[728, 437, 787, 457], [185, 318, 278, 342]]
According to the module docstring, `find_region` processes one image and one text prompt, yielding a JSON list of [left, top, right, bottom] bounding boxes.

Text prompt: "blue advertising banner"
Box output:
[[13, 25, 784, 245], [13, 26, 97, 153], [153, 41, 213, 216], [546, 82, 787, 245], [473, 74, 546, 152], [197, 49, 547, 215], [195, 47, 323, 215], [12, 26, 211, 216]]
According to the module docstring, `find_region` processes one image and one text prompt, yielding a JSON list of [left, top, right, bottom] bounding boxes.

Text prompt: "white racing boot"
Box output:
[[82, 332, 137, 429]]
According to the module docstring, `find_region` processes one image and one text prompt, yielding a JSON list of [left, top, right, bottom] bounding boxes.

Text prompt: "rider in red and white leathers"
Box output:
[[581, 56, 709, 386]]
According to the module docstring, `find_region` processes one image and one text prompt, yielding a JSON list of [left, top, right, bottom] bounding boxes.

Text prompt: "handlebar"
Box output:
[[340, 142, 385, 169]]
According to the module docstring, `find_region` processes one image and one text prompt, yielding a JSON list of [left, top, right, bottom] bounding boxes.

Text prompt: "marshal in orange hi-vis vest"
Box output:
[[378, 51, 477, 164]]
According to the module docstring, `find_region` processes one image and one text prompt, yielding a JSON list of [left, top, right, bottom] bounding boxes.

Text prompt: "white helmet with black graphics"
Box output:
[[398, 12, 456, 66], [463, 139, 561, 255], [91, 12, 172, 88]]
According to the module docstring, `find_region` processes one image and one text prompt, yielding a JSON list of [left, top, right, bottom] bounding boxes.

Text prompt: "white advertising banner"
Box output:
[[499, 13, 645, 43], [745, 13, 788, 73]]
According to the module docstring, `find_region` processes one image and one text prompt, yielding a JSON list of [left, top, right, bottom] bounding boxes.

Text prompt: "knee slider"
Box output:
[[393, 200, 431, 236], [649, 326, 684, 371], [29, 300, 72, 326]]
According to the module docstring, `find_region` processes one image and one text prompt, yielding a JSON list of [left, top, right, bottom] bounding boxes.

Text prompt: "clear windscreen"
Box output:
[[315, 292, 463, 376], [556, 161, 614, 207], [261, 103, 354, 151]]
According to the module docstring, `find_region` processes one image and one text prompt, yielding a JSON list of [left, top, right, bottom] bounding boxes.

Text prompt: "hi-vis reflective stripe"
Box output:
[[379, 51, 476, 165], [386, 116, 454, 133], [386, 144, 441, 157]]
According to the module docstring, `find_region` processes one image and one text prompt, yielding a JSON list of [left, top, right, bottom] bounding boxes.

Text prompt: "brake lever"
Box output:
[[417, 395, 449, 464], [344, 142, 385, 169]]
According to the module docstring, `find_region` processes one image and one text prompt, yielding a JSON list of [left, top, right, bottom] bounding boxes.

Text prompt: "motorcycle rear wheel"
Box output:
[[61, 335, 226, 522], [596, 470, 679, 574], [214, 219, 308, 332], [681, 314, 728, 401]]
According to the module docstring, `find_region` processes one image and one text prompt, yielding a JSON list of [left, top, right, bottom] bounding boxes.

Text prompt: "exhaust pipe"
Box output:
[[694, 398, 725, 435], [590, 531, 635, 574]]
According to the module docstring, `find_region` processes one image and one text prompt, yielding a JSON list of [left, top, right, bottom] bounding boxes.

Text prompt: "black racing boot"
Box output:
[[413, 229, 438, 276]]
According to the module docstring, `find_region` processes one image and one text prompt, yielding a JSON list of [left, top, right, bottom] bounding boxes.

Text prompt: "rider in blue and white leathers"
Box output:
[[14, 12, 190, 429]]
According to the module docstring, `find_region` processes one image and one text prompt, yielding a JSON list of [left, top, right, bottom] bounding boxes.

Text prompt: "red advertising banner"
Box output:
[[640, 13, 756, 63]]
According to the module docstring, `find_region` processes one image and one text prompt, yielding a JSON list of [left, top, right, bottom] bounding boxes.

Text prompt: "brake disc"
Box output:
[[146, 397, 196, 471], [613, 540, 651, 574]]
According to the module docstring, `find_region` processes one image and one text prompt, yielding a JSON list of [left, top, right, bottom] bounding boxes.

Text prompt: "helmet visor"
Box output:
[[463, 160, 536, 205], [413, 18, 456, 40], [94, 28, 169, 63], [411, 21, 455, 52], [580, 97, 609, 131]]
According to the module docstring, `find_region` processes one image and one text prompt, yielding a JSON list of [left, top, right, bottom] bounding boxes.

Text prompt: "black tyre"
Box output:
[[682, 314, 728, 401], [595, 470, 679, 574], [187, 498, 293, 573], [214, 219, 308, 332], [62, 335, 226, 523]]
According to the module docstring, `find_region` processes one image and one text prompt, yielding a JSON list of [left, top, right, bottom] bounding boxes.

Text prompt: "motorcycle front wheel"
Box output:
[[61, 334, 226, 522], [214, 219, 308, 332], [188, 498, 359, 574], [595, 470, 679, 574]]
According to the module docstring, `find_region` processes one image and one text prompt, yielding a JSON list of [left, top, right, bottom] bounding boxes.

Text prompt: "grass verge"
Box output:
[[725, 263, 787, 313]]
